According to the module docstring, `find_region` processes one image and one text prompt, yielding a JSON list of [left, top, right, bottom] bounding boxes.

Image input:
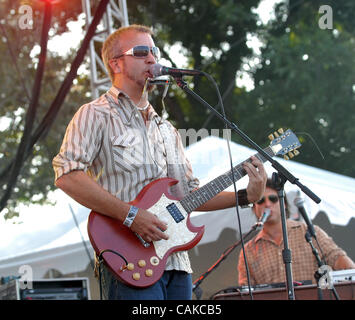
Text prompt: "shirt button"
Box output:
[[135, 113, 139, 118]]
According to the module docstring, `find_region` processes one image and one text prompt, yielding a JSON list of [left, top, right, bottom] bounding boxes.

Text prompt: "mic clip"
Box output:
[[255, 209, 271, 230]]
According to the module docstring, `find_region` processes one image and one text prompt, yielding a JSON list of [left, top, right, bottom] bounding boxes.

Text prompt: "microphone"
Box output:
[[256, 208, 271, 229], [259, 208, 271, 224], [294, 196, 316, 239], [150, 63, 202, 78]]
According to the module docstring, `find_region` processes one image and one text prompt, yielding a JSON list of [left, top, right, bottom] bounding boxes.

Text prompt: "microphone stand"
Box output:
[[193, 220, 263, 300], [305, 230, 324, 300], [272, 172, 295, 300], [305, 231, 340, 300], [174, 76, 322, 300]]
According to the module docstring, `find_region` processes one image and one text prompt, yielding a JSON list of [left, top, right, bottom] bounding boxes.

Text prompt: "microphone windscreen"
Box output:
[[150, 64, 163, 78]]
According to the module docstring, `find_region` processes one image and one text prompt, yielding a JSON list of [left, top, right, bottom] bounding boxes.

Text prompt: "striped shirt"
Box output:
[[238, 219, 348, 285], [53, 86, 199, 273]]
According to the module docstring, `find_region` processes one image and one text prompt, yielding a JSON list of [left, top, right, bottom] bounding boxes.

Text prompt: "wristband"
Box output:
[[123, 205, 139, 228], [237, 189, 252, 208]]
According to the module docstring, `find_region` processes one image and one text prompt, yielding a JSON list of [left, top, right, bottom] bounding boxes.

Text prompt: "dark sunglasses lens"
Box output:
[[133, 46, 150, 57], [257, 195, 279, 204]]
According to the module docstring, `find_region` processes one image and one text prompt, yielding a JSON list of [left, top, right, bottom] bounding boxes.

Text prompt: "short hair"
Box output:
[[266, 177, 279, 191], [101, 24, 154, 82]]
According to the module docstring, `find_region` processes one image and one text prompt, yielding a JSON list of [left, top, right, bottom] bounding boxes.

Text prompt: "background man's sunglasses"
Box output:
[[257, 195, 279, 205], [115, 45, 160, 60]]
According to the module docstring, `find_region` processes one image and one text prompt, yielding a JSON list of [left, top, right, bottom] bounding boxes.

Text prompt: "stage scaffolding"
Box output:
[[81, 0, 129, 99]]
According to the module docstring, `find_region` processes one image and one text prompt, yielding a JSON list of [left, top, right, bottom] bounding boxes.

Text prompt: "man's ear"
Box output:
[[109, 59, 121, 74]]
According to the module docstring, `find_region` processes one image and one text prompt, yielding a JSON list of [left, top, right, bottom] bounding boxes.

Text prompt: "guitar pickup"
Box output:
[[166, 203, 184, 223]]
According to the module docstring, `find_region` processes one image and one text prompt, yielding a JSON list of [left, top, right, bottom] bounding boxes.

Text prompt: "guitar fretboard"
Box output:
[[180, 147, 271, 213]]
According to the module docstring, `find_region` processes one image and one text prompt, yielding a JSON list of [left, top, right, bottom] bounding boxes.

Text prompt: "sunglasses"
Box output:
[[115, 45, 161, 61], [257, 195, 279, 205]]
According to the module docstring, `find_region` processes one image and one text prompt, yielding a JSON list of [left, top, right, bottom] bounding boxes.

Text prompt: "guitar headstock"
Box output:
[[269, 128, 301, 160]]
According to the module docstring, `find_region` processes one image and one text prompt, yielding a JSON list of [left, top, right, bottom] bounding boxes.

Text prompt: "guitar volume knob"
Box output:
[[138, 260, 146, 268], [126, 263, 134, 271], [150, 256, 160, 266], [145, 269, 153, 277], [132, 273, 140, 281]]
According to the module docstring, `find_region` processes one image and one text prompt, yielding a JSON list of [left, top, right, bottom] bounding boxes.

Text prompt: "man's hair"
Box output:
[[266, 177, 278, 191], [101, 24, 154, 82]]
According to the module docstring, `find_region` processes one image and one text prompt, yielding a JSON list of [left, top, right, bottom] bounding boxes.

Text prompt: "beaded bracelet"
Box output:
[[123, 205, 139, 228]]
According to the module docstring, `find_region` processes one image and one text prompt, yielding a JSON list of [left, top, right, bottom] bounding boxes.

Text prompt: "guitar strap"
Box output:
[[157, 120, 191, 200]]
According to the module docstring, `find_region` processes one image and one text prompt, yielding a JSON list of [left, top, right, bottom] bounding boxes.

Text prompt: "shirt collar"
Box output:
[[254, 229, 269, 243], [107, 86, 161, 124], [253, 220, 302, 245]]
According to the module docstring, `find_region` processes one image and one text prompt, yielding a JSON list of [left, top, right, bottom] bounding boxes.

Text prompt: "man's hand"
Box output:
[[130, 209, 169, 243], [243, 156, 267, 203]]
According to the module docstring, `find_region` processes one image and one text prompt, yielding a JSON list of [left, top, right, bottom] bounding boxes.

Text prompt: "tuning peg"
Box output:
[[273, 131, 280, 138], [268, 134, 274, 141], [277, 128, 284, 134], [284, 155, 289, 160], [288, 151, 294, 158], [293, 149, 300, 156]]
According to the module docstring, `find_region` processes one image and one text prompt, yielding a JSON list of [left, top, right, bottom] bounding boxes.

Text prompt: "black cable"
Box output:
[[68, 204, 94, 270], [200, 71, 254, 299], [97, 249, 128, 300], [193, 224, 259, 299], [315, 237, 327, 265]]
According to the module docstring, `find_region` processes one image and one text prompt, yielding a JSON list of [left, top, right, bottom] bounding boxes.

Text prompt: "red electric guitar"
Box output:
[[88, 129, 301, 288]]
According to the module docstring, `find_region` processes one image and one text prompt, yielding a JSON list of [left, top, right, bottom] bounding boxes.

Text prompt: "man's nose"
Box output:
[[146, 51, 157, 64], [264, 199, 274, 207]]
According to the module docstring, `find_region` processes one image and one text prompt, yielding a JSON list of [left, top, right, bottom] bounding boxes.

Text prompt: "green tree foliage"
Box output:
[[236, 0, 355, 177]]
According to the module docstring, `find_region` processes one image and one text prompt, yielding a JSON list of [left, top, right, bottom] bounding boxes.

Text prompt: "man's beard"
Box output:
[[122, 61, 155, 92]]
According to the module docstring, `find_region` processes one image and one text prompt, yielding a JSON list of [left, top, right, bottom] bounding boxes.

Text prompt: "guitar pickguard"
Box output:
[[148, 194, 197, 259]]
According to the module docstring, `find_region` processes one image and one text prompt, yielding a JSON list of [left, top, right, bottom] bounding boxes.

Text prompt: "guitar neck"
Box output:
[[180, 146, 272, 213]]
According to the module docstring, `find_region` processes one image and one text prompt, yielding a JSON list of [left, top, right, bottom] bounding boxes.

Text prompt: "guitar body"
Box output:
[[88, 177, 205, 288]]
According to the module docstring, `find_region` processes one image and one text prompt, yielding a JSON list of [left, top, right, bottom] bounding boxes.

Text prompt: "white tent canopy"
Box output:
[[0, 193, 94, 279], [1, 135, 355, 279]]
